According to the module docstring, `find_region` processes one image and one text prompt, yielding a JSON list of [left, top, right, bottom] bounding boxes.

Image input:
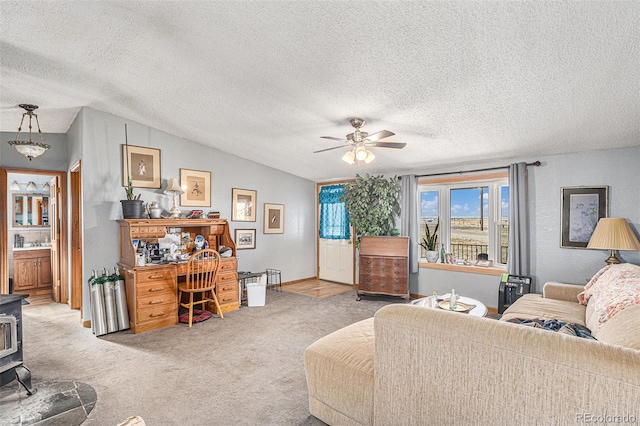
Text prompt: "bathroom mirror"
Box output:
[[13, 193, 49, 227]]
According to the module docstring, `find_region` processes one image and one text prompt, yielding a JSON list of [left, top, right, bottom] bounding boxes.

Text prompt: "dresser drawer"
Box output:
[[219, 257, 237, 272], [216, 287, 239, 305], [217, 271, 238, 286], [136, 304, 178, 323], [136, 291, 176, 310], [135, 267, 176, 285]]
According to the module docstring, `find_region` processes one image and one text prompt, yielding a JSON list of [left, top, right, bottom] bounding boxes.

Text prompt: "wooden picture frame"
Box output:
[[235, 229, 256, 250], [561, 186, 608, 248], [264, 203, 284, 234], [121, 144, 161, 188], [180, 168, 211, 207], [231, 188, 257, 222]]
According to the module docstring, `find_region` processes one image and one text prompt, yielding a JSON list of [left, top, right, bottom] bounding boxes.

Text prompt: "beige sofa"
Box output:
[[304, 265, 640, 425]]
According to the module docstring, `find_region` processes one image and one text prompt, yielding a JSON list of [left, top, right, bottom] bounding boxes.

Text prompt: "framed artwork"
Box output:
[[121, 144, 161, 188], [180, 168, 211, 207], [561, 186, 608, 248], [264, 203, 284, 234], [231, 188, 257, 222], [235, 229, 256, 250]]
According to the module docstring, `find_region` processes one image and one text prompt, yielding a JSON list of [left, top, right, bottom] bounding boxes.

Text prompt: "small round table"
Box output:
[[410, 295, 488, 317]]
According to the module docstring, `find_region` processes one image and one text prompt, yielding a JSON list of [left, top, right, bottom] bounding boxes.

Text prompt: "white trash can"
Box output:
[[246, 274, 267, 307]]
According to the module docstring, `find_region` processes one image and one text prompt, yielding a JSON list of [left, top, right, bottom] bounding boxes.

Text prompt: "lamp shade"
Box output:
[[587, 218, 640, 251], [10, 181, 20, 191], [342, 150, 355, 164], [164, 178, 184, 194], [26, 181, 37, 191]]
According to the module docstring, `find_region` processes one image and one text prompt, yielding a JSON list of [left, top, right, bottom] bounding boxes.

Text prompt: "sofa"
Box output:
[[304, 263, 640, 425]]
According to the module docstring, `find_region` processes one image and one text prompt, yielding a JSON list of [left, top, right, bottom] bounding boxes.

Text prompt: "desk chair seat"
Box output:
[[178, 249, 223, 327]]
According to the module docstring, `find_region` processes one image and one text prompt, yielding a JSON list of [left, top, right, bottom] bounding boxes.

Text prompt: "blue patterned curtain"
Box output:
[[319, 185, 350, 239]]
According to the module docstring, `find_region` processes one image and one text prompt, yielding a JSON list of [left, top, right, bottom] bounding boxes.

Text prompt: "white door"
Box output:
[[319, 236, 353, 284], [317, 183, 354, 285]]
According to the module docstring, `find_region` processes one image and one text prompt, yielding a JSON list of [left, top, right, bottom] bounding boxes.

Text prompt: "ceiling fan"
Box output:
[[315, 118, 406, 164]]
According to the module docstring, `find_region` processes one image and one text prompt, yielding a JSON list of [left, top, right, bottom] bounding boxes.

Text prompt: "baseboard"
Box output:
[[282, 276, 317, 286]]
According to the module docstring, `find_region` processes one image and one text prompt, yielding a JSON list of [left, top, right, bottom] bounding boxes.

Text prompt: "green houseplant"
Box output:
[[419, 218, 440, 262], [342, 174, 401, 245]]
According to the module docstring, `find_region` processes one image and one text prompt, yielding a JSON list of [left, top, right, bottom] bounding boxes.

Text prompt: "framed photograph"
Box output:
[[232, 188, 257, 222], [264, 203, 284, 234], [561, 186, 608, 248], [444, 253, 453, 264], [121, 145, 161, 188], [235, 229, 256, 250], [180, 168, 211, 207]]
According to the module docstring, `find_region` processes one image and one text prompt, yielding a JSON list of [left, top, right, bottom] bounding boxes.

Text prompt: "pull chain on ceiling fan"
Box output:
[[315, 118, 406, 164]]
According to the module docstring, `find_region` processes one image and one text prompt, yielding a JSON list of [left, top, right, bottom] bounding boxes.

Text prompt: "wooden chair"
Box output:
[[178, 249, 223, 327]]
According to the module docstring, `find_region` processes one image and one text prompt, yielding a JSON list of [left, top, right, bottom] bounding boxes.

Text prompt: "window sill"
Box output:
[[418, 261, 505, 276]]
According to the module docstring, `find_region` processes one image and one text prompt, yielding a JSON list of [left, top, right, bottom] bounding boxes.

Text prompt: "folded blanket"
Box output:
[[506, 318, 596, 340]]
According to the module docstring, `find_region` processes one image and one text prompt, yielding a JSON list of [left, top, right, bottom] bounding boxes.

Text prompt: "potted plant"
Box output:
[[120, 124, 143, 219], [342, 174, 401, 245], [419, 218, 440, 262]]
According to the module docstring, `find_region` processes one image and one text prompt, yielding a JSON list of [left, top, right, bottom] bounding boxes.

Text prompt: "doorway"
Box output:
[[1, 167, 68, 306], [316, 181, 355, 286]]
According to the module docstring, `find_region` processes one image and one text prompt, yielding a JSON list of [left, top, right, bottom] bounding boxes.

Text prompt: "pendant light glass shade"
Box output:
[[7, 104, 51, 161], [364, 150, 375, 164], [42, 182, 50, 191], [342, 150, 355, 164], [26, 181, 37, 191], [355, 146, 368, 161], [10, 181, 21, 191]]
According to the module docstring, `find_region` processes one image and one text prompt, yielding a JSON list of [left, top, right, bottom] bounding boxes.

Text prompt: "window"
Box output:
[[419, 173, 509, 266]]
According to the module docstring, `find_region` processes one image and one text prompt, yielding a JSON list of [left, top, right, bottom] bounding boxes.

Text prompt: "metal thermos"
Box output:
[[102, 268, 119, 333], [113, 267, 130, 331], [90, 270, 108, 336], [88, 270, 96, 334]]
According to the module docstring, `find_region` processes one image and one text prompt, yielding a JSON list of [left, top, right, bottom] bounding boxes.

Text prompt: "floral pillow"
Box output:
[[578, 263, 640, 329]]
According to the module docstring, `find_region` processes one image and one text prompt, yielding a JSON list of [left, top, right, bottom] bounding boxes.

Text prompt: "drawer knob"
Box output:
[[150, 312, 165, 318], [149, 299, 164, 305], [149, 274, 165, 279], [149, 287, 164, 292]]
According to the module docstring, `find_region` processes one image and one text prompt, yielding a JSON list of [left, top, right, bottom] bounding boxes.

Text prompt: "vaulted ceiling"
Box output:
[[1, 1, 638, 181]]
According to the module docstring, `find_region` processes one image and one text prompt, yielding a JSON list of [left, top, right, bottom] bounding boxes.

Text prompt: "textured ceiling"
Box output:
[[1, 1, 638, 181]]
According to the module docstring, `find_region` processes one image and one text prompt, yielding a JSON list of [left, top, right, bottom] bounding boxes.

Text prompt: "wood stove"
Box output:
[[0, 294, 36, 395]]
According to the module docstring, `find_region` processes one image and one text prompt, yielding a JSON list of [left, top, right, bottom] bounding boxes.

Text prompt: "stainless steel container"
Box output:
[[90, 272, 107, 337], [113, 267, 130, 331], [103, 269, 119, 334]]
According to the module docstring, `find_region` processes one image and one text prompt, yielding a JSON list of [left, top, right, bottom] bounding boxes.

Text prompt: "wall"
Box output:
[[78, 107, 316, 320], [411, 145, 640, 309]]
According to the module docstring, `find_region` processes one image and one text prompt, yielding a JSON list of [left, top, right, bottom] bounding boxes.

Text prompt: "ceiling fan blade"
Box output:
[[320, 136, 347, 142], [365, 130, 395, 142], [314, 145, 350, 153], [368, 141, 406, 149]]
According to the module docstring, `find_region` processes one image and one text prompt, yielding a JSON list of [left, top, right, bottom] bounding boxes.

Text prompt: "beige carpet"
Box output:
[[18, 289, 400, 425]]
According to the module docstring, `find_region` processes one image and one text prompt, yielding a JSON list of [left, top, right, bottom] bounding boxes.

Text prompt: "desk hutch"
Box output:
[[117, 218, 237, 333]]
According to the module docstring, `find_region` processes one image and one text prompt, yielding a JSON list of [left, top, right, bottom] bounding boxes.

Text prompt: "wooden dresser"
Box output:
[[117, 218, 238, 333], [357, 236, 409, 301]]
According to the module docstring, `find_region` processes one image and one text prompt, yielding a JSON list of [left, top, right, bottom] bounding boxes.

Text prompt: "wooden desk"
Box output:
[[117, 219, 238, 334]]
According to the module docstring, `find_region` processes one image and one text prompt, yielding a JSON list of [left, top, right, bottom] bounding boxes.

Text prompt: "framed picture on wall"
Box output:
[[235, 229, 256, 250], [560, 186, 608, 248], [231, 188, 257, 222], [121, 145, 161, 188], [264, 203, 284, 234], [180, 168, 211, 207]]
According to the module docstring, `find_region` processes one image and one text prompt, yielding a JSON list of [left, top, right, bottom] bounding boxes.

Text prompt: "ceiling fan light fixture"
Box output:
[[342, 150, 355, 164], [355, 146, 368, 161], [7, 104, 51, 161], [364, 150, 375, 164]]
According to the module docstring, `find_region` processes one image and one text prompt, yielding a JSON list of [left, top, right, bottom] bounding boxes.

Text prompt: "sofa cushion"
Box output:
[[304, 318, 375, 426], [593, 304, 640, 349], [500, 294, 586, 325], [578, 263, 640, 331]]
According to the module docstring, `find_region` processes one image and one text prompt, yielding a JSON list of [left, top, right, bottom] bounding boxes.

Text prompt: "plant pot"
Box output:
[[425, 250, 439, 263], [121, 200, 144, 219]]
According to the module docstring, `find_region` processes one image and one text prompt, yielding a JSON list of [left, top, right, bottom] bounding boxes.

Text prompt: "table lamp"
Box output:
[[164, 178, 184, 218], [587, 218, 640, 265]]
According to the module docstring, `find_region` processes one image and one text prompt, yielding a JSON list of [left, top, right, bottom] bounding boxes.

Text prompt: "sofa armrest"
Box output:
[[373, 305, 640, 426], [542, 282, 584, 302]]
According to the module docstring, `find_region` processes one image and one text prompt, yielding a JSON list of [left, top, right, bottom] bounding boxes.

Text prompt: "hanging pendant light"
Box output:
[[42, 182, 51, 191], [10, 181, 21, 191], [26, 181, 37, 191], [7, 104, 51, 161]]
